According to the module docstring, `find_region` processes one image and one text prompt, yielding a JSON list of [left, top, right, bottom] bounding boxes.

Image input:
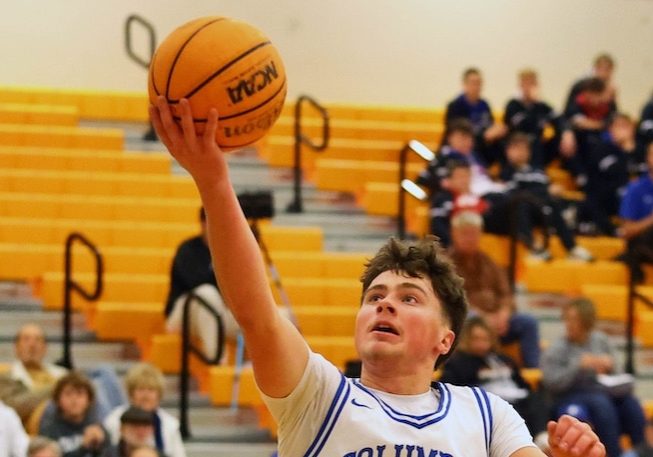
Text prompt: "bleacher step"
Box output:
[[184, 442, 276, 457]]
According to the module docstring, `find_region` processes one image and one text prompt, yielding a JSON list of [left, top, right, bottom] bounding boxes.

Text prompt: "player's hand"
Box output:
[[82, 424, 105, 449], [559, 131, 576, 158], [547, 415, 605, 457], [149, 96, 228, 187]]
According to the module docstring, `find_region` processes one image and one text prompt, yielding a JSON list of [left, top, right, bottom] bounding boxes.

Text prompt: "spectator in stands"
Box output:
[[445, 67, 507, 165], [165, 207, 238, 361], [28, 437, 62, 457], [500, 133, 593, 261], [637, 93, 653, 169], [0, 399, 29, 457], [563, 77, 616, 187], [429, 159, 487, 247], [39, 372, 111, 457], [439, 316, 547, 438], [447, 211, 541, 368], [635, 418, 653, 457], [104, 363, 184, 457], [11, 323, 67, 394], [504, 68, 576, 167], [618, 142, 653, 283], [10, 323, 125, 421], [581, 113, 635, 236], [541, 298, 646, 457], [564, 53, 617, 116], [108, 407, 166, 457], [417, 118, 506, 196]]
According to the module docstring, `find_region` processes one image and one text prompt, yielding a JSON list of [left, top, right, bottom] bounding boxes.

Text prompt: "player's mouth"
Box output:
[[371, 322, 400, 336]]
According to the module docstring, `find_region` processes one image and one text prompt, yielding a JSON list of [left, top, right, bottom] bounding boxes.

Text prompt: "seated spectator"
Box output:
[[10, 323, 125, 421], [618, 142, 653, 283], [504, 68, 576, 167], [447, 211, 541, 368], [429, 159, 487, 247], [445, 67, 507, 165], [563, 77, 616, 186], [541, 297, 646, 457], [11, 323, 67, 393], [439, 316, 547, 438], [0, 399, 29, 457], [635, 417, 653, 457], [581, 113, 635, 236], [165, 207, 238, 361], [39, 372, 111, 457], [638, 93, 653, 153], [109, 407, 167, 457], [104, 364, 184, 457], [0, 373, 52, 428], [500, 133, 593, 261], [28, 437, 62, 457], [564, 53, 618, 116], [417, 118, 506, 197]]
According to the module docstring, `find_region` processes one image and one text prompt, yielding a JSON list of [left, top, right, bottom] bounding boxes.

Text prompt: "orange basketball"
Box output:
[[148, 16, 287, 150]]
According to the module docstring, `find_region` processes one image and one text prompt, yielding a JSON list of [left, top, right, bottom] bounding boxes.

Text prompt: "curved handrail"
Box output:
[[286, 95, 330, 213], [60, 233, 103, 370], [124, 14, 157, 70], [179, 291, 225, 439]]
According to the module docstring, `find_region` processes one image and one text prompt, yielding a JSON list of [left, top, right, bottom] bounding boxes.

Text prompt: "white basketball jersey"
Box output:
[[263, 352, 535, 457]]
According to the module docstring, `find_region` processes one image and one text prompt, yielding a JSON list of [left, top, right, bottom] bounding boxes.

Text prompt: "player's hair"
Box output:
[[518, 68, 538, 81], [564, 297, 597, 331], [360, 236, 468, 368], [445, 157, 471, 177], [462, 67, 481, 81], [608, 112, 633, 126], [53, 371, 95, 407]]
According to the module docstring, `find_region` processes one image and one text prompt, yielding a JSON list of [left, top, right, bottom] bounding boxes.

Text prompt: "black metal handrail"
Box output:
[[124, 14, 157, 70], [397, 140, 435, 239], [286, 95, 330, 213], [625, 267, 653, 374], [179, 291, 225, 439], [124, 14, 158, 141], [59, 233, 103, 370]]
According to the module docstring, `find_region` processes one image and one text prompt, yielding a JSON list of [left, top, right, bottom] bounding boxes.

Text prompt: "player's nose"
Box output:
[[375, 300, 396, 315]]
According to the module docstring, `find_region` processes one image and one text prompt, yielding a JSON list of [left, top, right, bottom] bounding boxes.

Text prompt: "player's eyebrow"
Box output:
[[363, 284, 387, 296], [363, 282, 428, 296]]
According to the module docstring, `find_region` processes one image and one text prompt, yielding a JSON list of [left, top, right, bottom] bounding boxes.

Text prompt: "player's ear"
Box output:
[[435, 329, 455, 356]]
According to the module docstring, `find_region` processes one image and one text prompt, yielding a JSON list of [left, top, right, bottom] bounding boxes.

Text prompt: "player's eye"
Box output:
[[403, 295, 418, 304], [366, 294, 383, 303]]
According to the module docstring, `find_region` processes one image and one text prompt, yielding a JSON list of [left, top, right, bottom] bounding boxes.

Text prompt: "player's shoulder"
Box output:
[[436, 382, 513, 413]]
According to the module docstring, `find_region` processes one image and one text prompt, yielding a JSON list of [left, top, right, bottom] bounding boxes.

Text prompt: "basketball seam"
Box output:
[[165, 17, 226, 99], [170, 41, 272, 102], [172, 77, 287, 122], [150, 51, 161, 96]]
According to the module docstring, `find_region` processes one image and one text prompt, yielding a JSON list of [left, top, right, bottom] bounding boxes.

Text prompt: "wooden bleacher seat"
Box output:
[[280, 103, 445, 123], [0, 86, 148, 122], [0, 146, 171, 174], [0, 103, 79, 126], [314, 158, 424, 193], [524, 259, 629, 293], [267, 116, 443, 143], [293, 306, 357, 337], [270, 251, 369, 279], [0, 123, 123, 150], [580, 284, 653, 322]]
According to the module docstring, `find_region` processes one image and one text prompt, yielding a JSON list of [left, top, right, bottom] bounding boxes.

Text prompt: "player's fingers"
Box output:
[[148, 104, 173, 151], [587, 441, 606, 457], [203, 108, 220, 151], [179, 98, 200, 152], [155, 96, 184, 150]]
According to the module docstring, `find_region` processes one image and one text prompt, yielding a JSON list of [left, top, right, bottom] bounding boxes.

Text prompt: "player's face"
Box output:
[[15, 324, 47, 367], [58, 385, 90, 422], [564, 307, 589, 343], [131, 386, 161, 412], [506, 143, 530, 167], [519, 75, 537, 100], [609, 117, 634, 144], [451, 224, 482, 255], [447, 131, 474, 154], [355, 270, 454, 368], [466, 325, 493, 357]]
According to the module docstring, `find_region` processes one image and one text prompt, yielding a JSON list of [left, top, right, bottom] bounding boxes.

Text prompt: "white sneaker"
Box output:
[[528, 249, 552, 261], [568, 245, 594, 262]]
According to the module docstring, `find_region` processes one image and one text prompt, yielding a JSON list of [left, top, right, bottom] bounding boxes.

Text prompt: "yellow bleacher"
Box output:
[[0, 103, 79, 126], [0, 123, 123, 149]]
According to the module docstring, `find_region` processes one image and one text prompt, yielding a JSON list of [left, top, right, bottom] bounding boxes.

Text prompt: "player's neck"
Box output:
[[359, 361, 433, 395]]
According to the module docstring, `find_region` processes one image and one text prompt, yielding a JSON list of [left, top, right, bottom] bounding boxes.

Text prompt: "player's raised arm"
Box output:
[[150, 96, 308, 398]]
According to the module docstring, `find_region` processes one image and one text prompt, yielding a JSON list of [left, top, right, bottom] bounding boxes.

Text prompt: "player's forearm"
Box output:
[[621, 214, 653, 239], [198, 178, 278, 329]]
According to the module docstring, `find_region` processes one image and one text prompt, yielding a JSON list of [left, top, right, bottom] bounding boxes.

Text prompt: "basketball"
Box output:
[[148, 16, 287, 149]]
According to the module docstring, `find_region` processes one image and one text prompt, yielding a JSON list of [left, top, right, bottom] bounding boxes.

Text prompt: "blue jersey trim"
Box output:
[[351, 380, 451, 429], [471, 387, 489, 453], [480, 388, 493, 447], [303, 374, 351, 457]]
